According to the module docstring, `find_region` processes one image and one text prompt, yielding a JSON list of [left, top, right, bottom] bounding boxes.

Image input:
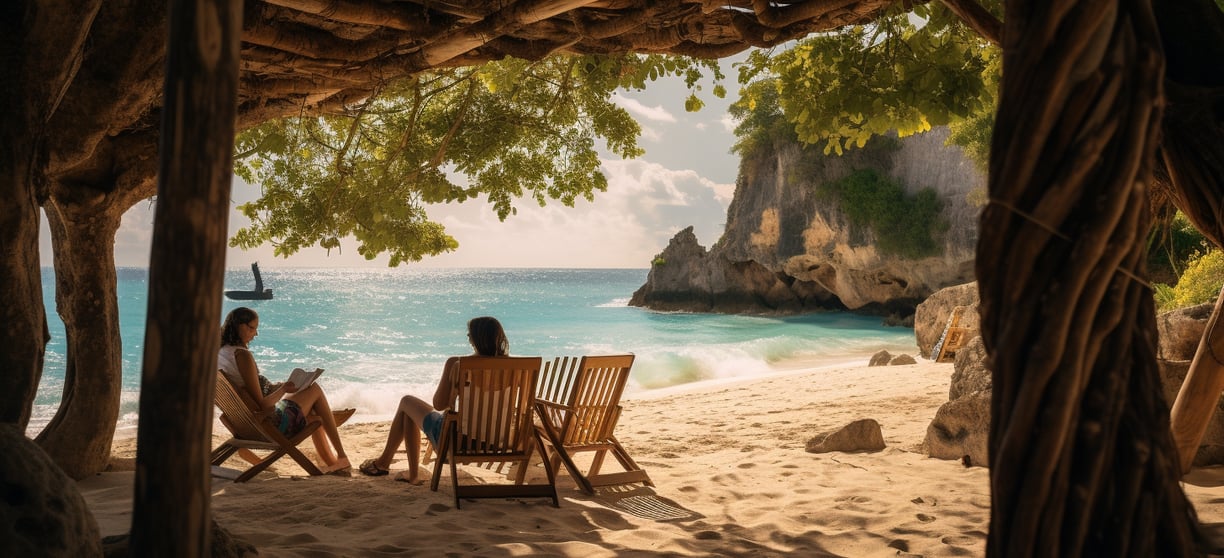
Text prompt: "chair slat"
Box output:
[[532, 354, 652, 494]]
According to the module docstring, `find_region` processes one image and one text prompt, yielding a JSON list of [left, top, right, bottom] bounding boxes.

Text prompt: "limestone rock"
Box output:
[[923, 391, 991, 466], [632, 128, 981, 316], [1156, 303, 1212, 361], [806, 419, 886, 453], [889, 354, 917, 365], [922, 334, 991, 467], [948, 336, 990, 400], [914, 282, 979, 359], [920, 301, 1224, 468], [0, 423, 101, 557], [869, 350, 892, 367]]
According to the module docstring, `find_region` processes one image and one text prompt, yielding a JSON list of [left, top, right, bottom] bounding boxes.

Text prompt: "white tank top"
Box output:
[[218, 344, 256, 389]]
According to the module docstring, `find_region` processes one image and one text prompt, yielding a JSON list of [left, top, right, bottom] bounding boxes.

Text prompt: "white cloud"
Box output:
[[638, 125, 663, 143], [114, 204, 155, 267], [612, 93, 677, 123], [720, 114, 739, 133], [406, 158, 733, 268]]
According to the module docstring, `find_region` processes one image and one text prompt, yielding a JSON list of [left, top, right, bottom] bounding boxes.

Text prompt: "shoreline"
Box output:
[[101, 348, 916, 440]]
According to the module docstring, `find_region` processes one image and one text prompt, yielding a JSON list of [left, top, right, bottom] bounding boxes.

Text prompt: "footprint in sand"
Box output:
[[942, 534, 982, 545], [916, 513, 936, 523], [835, 495, 871, 504], [694, 530, 722, 540]]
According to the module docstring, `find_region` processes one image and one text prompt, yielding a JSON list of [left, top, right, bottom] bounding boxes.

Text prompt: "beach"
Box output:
[[90, 359, 1224, 556]]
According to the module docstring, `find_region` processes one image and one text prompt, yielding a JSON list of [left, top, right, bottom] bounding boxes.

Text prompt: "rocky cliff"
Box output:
[[630, 128, 982, 318]]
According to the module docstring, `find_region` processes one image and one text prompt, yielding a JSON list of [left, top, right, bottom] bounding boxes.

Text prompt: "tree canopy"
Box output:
[[730, 2, 1001, 160], [232, 54, 723, 264]]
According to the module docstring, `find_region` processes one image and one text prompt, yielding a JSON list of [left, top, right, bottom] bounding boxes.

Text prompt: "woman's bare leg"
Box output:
[[312, 429, 338, 466], [396, 396, 435, 483], [287, 385, 349, 471], [370, 407, 409, 471]]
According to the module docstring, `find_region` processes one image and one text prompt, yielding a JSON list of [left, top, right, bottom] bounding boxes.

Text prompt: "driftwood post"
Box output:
[[1170, 290, 1224, 472], [981, 0, 1200, 555], [128, 0, 241, 555]]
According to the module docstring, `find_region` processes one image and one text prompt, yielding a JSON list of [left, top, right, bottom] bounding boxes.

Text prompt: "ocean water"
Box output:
[[33, 267, 916, 435]]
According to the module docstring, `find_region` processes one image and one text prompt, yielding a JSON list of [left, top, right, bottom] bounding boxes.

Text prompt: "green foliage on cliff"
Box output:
[[818, 169, 949, 259], [1147, 211, 1211, 285], [1155, 248, 1224, 311], [731, 2, 999, 159], [232, 54, 723, 265], [727, 78, 797, 160]]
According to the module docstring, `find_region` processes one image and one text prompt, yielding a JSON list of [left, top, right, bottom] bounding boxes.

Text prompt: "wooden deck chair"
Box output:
[[220, 407, 356, 466], [210, 372, 325, 482], [534, 354, 653, 494], [429, 356, 559, 508]]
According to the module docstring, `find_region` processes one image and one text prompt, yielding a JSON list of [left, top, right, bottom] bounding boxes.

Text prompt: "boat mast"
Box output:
[[251, 262, 263, 292]]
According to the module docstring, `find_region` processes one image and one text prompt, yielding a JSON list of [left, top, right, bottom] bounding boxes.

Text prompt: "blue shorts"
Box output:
[[422, 411, 444, 445], [274, 400, 307, 437]]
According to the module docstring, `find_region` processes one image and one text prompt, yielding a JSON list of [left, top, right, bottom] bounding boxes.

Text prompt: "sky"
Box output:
[[39, 59, 747, 270]]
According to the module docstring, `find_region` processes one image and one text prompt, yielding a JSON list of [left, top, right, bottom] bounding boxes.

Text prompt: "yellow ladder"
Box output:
[[933, 306, 970, 363]]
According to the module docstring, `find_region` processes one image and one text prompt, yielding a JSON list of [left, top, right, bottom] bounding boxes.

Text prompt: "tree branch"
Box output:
[[940, 0, 1002, 47]]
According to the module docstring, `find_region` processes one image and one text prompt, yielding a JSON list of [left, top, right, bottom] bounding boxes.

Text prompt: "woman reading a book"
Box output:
[[359, 315, 510, 483], [219, 307, 352, 474]]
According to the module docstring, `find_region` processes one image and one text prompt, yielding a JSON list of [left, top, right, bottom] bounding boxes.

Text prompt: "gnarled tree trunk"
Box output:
[[0, 0, 100, 427], [982, 0, 1200, 555], [37, 188, 128, 479], [36, 133, 158, 478]]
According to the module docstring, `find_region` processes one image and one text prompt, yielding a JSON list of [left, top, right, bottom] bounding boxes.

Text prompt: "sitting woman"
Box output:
[[359, 316, 510, 483], [218, 306, 351, 474]]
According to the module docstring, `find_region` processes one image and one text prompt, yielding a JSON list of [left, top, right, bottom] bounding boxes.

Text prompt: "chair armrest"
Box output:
[[536, 400, 574, 413]]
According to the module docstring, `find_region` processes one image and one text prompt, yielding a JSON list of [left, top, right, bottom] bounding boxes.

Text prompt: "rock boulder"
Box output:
[[806, 419, 886, 453], [914, 282, 979, 359], [869, 350, 892, 367], [0, 424, 101, 557], [889, 354, 917, 365], [923, 336, 990, 466], [1156, 302, 1212, 361], [923, 391, 991, 466]]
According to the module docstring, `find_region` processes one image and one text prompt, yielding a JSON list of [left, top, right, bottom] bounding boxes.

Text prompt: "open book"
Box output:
[[286, 367, 324, 391]]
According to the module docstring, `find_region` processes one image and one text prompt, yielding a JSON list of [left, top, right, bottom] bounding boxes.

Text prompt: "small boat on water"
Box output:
[[225, 262, 273, 300]]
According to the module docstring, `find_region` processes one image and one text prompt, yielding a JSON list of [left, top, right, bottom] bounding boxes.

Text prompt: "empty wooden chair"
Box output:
[[535, 354, 653, 494], [429, 356, 559, 508]]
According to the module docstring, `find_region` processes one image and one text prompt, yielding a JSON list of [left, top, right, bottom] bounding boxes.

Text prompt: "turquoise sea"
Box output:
[[33, 267, 916, 436]]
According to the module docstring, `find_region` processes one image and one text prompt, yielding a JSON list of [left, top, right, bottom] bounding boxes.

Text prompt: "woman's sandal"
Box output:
[[358, 458, 389, 477]]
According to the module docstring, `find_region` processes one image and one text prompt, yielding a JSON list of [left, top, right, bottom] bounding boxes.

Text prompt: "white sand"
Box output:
[[87, 359, 1224, 556]]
